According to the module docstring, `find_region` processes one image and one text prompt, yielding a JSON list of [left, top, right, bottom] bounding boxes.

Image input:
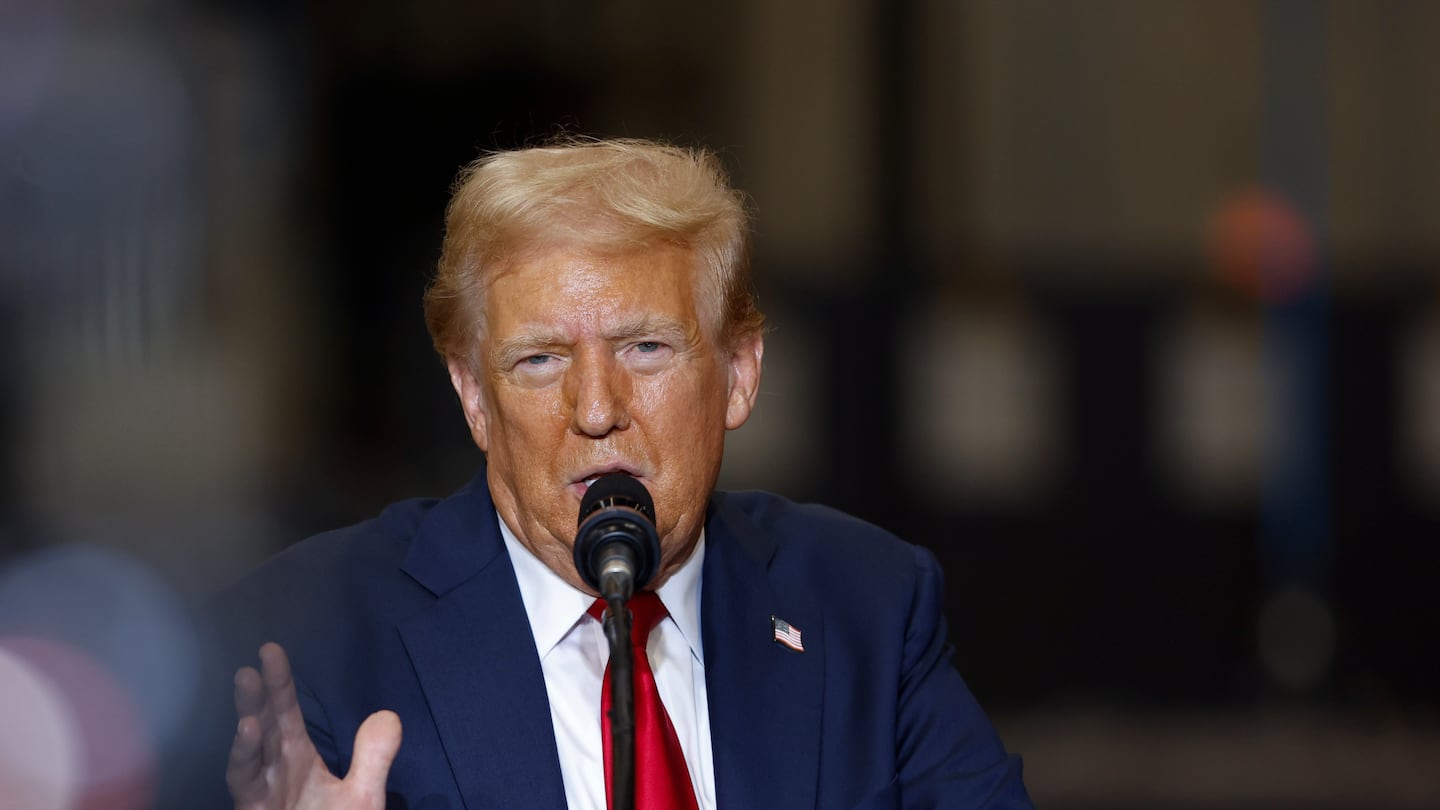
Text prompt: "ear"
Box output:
[[724, 331, 764, 431], [447, 357, 490, 452]]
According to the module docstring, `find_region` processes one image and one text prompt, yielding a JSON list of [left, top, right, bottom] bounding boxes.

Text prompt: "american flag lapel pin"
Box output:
[[771, 616, 804, 653]]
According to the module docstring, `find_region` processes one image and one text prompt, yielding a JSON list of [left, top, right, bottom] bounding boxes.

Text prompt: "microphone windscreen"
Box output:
[[578, 474, 656, 526]]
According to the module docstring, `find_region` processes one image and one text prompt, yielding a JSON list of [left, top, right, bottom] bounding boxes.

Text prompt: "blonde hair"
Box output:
[[424, 138, 763, 368]]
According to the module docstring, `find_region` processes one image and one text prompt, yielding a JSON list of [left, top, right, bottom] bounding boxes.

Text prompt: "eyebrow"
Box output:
[[605, 315, 692, 343], [490, 333, 564, 367]]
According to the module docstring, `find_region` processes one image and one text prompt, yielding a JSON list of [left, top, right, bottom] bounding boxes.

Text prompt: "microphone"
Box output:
[[575, 473, 658, 810], [573, 473, 661, 603]]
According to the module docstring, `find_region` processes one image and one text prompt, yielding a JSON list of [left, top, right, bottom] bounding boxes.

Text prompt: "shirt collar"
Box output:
[[499, 515, 707, 665], [656, 531, 705, 666]]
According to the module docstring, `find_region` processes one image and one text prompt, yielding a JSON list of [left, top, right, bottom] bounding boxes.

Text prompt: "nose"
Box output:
[[566, 346, 631, 437]]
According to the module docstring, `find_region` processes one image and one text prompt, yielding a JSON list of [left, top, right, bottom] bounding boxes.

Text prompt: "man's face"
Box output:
[[448, 243, 763, 592]]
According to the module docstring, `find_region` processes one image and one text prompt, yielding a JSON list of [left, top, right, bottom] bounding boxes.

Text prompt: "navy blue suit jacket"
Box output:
[[221, 473, 1033, 809]]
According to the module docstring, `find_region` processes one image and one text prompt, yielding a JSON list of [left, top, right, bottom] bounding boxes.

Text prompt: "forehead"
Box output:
[[481, 243, 708, 338]]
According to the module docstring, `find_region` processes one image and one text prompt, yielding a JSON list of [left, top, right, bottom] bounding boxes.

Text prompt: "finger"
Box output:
[[258, 642, 308, 740], [226, 715, 266, 804], [233, 666, 265, 719], [345, 710, 403, 800], [232, 664, 277, 800], [256, 643, 310, 772]]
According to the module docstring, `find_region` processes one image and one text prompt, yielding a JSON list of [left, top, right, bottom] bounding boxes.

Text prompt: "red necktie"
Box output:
[[588, 592, 700, 810]]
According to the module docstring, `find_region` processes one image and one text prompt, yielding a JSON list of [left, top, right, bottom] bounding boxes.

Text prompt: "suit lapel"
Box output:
[[702, 494, 825, 809], [397, 474, 568, 810]]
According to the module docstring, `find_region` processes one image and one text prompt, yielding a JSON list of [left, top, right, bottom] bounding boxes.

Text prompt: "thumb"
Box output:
[[346, 710, 403, 795]]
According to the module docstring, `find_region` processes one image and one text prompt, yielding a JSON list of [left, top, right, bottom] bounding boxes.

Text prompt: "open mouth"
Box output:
[[582, 471, 634, 489], [575, 467, 641, 492]]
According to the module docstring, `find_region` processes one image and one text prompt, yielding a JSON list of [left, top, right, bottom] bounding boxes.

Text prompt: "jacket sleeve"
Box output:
[[895, 545, 1035, 809]]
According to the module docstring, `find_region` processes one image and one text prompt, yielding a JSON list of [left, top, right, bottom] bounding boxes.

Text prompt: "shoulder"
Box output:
[[215, 493, 459, 671], [227, 497, 440, 604], [709, 489, 939, 593], [712, 489, 931, 558]]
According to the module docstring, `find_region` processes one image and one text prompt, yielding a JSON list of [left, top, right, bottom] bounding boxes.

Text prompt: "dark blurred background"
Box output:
[[1, 0, 1437, 807]]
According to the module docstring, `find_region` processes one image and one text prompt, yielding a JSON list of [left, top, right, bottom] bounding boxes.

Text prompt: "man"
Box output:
[[220, 138, 1033, 809]]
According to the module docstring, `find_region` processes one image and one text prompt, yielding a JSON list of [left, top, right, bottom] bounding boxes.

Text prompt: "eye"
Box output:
[[509, 352, 566, 387], [624, 339, 674, 372]]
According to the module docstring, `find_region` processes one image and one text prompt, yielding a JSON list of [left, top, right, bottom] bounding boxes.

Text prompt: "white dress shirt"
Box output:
[[499, 520, 717, 810]]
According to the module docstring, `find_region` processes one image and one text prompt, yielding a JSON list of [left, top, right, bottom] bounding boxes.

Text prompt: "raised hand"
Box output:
[[227, 643, 402, 810]]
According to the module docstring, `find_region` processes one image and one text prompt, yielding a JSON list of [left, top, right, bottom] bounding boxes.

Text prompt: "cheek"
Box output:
[[636, 361, 729, 420], [487, 392, 567, 460], [636, 371, 729, 481]]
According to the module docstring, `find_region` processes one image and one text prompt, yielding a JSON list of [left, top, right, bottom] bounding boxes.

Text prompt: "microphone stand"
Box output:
[[576, 474, 660, 810], [602, 596, 636, 810]]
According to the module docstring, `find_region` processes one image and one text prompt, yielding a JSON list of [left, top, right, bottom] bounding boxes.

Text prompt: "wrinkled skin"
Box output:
[[448, 243, 764, 592]]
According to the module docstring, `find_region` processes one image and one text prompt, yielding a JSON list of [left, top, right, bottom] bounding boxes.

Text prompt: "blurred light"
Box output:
[[901, 301, 1059, 506], [1154, 309, 1268, 507], [0, 637, 153, 810], [1205, 187, 1319, 305], [0, 545, 202, 781], [1400, 311, 1440, 507], [1256, 584, 1336, 691], [0, 643, 81, 810]]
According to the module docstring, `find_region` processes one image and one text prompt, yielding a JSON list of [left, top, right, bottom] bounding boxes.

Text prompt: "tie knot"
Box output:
[[588, 591, 668, 647]]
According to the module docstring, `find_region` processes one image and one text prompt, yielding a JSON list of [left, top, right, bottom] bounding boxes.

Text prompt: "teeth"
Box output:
[[582, 471, 636, 488]]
